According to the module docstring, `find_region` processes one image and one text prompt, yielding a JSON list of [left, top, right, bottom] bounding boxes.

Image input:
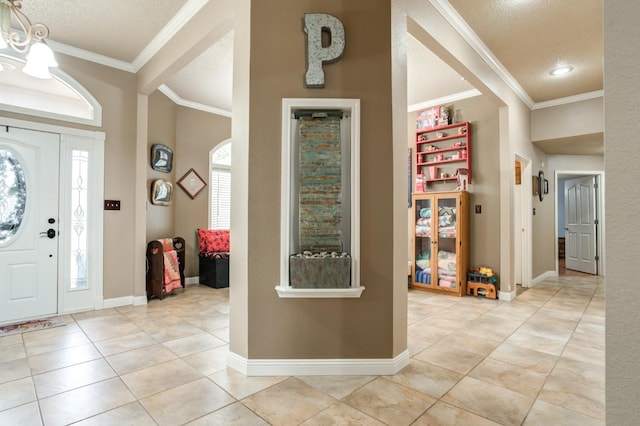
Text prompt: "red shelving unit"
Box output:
[[415, 121, 471, 187]]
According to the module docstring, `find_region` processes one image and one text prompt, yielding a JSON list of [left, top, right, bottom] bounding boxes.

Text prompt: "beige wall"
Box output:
[[147, 91, 177, 242], [174, 107, 232, 276], [237, 0, 403, 359], [408, 95, 501, 282], [3, 53, 140, 300], [145, 92, 232, 277], [531, 97, 603, 142], [604, 1, 640, 420]]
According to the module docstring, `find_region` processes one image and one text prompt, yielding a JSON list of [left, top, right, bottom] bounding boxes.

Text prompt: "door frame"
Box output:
[[515, 153, 533, 287], [0, 117, 105, 317], [555, 170, 605, 276]]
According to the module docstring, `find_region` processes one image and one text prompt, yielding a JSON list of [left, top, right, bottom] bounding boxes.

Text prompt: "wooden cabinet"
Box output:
[[416, 121, 471, 187], [411, 191, 469, 296]]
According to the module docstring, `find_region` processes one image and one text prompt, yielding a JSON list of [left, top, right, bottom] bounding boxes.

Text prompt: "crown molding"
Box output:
[[46, 0, 210, 74], [532, 90, 604, 110], [131, 0, 210, 71], [429, 0, 535, 109], [158, 84, 232, 117], [45, 40, 136, 73], [408, 89, 482, 112]]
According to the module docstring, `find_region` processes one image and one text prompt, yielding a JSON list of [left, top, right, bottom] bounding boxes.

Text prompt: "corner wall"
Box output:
[[175, 107, 231, 276], [604, 1, 640, 421], [231, 0, 404, 361]]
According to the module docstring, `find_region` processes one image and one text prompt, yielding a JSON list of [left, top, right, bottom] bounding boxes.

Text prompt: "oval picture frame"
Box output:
[[538, 170, 545, 201]]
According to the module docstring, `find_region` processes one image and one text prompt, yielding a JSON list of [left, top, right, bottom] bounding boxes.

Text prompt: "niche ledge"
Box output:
[[275, 285, 365, 298]]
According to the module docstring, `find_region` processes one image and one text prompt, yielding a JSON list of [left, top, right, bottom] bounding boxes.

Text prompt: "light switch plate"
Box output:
[[104, 200, 120, 210]]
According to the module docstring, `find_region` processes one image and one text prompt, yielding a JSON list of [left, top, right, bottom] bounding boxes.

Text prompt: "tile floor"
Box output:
[[0, 274, 604, 425]]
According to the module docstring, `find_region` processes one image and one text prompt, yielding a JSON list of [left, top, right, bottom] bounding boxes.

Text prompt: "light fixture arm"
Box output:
[[0, 0, 50, 53]]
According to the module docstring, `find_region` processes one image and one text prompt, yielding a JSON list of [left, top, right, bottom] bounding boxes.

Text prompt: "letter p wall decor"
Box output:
[[304, 13, 345, 88]]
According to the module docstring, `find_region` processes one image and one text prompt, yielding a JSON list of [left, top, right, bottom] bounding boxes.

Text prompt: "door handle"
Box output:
[[40, 228, 56, 239]]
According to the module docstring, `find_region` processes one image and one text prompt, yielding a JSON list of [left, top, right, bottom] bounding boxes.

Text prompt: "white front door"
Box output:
[[565, 175, 598, 274], [0, 127, 60, 324]]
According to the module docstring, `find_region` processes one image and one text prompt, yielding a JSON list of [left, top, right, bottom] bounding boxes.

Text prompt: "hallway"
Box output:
[[0, 275, 604, 425]]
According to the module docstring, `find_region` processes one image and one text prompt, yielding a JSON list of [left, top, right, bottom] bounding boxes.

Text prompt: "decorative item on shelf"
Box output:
[[0, 0, 58, 79], [150, 180, 173, 206], [416, 106, 440, 129], [425, 145, 438, 152], [437, 105, 450, 126], [150, 144, 173, 172], [436, 153, 444, 161], [435, 132, 446, 138], [456, 168, 469, 191], [177, 168, 207, 199], [415, 173, 426, 192], [428, 166, 437, 180], [458, 126, 467, 134]]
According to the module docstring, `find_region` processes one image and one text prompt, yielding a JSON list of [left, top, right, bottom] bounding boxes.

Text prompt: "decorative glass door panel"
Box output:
[[414, 197, 432, 286], [436, 196, 458, 289]]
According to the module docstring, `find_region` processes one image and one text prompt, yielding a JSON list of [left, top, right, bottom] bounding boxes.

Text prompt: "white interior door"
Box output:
[[0, 127, 60, 324], [565, 175, 597, 274]]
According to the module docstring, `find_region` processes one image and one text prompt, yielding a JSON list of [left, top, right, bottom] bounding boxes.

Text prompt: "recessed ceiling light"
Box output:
[[550, 66, 573, 76]]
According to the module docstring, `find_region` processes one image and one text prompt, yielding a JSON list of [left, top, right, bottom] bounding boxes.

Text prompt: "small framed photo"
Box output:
[[544, 179, 549, 195], [150, 179, 173, 205], [150, 144, 173, 172], [177, 168, 207, 199]]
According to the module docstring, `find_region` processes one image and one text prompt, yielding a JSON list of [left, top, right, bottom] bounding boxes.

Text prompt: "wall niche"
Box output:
[[277, 98, 363, 298]]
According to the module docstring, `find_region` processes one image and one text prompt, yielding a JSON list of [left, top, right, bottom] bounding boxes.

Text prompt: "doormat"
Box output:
[[0, 317, 66, 337]]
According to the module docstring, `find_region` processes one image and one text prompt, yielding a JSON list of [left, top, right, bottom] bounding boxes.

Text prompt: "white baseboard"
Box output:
[[532, 270, 556, 286], [227, 350, 410, 376], [103, 295, 147, 308], [185, 276, 199, 285], [133, 296, 148, 306], [103, 296, 134, 309], [498, 290, 516, 301]]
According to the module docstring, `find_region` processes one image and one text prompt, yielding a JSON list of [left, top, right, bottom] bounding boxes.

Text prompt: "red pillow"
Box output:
[[197, 229, 208, 253], [198, 229, 230, 253]]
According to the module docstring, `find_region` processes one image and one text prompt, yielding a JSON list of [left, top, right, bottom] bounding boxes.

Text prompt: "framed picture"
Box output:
[[150, 144, 173, 172], [177, 168, 207, 199], [544, 178, 549, 195], [150, 179, 172, 205], [538, 170, 545, 201]]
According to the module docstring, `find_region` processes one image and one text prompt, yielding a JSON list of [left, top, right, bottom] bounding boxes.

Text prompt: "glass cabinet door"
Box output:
[[414, 197, 432, 286], [436, 196, 458, 289]]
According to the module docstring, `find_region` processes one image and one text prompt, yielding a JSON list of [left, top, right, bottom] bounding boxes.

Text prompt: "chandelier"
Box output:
[[0, 0, 57, 79]]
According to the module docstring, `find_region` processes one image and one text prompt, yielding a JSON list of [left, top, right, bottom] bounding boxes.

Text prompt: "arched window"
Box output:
[[209, 140, 231, 229], [0, 54, 101, 127]]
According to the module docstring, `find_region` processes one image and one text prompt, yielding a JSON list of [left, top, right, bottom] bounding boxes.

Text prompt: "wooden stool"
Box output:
[[467, 281, 497, 299]]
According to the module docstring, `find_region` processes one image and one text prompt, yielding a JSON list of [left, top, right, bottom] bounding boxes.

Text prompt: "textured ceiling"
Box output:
[[407, 34, 475, 107], [448, 0, 603, 103], [3, 0, 603, 154], [20, 0, 189, 63], [166, 30, 234, 112]]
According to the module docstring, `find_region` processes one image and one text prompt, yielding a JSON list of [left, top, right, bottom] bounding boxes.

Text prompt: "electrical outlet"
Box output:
[[104, 200, 121, 210], [475, 205, 482, 214]]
